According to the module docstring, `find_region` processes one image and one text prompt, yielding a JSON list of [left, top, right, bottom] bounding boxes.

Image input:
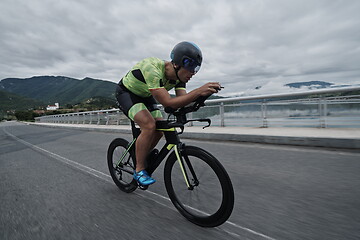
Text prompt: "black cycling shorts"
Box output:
[[115, 81, 162, 120]]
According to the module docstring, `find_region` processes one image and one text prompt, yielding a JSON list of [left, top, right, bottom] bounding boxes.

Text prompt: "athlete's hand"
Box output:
[[199, 82, 222, 96]]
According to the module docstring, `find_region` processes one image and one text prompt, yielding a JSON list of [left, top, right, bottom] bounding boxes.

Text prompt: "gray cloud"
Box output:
[[1, 0, 359, 96]]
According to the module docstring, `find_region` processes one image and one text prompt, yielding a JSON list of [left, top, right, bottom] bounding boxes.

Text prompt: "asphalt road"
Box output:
[[1, 121, 360, 240]]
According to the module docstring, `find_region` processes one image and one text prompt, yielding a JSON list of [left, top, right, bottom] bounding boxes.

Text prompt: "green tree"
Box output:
[[15, 111, 40, 121]]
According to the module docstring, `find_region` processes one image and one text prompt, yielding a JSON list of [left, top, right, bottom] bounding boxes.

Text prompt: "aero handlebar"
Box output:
[[164, 87, 223, 128]]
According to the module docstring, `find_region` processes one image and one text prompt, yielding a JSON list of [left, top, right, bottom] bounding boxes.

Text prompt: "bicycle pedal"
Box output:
[[139, 185, 149, 190]]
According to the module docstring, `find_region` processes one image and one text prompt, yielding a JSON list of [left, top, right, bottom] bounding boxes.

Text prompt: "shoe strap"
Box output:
[[135, 171, 151, 181]]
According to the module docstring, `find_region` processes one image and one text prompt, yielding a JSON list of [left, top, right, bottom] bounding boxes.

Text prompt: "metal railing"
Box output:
[[35, 86, 360, 128]]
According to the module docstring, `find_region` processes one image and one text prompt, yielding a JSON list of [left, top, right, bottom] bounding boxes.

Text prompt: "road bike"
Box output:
[[107, 95, 234, 227]]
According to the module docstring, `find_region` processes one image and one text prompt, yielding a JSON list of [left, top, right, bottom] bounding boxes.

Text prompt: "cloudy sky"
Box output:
[[1, 0, 359, 96]]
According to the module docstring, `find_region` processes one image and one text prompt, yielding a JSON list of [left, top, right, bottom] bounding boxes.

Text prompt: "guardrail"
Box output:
[[35, 86, 360, 128]]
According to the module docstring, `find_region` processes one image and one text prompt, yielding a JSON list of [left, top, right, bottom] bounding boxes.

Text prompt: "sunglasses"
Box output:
[[182, 57, 201, 73]]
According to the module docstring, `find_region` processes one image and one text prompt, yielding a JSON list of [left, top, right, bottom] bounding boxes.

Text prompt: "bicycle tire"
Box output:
[[164, 145, 234, 227], [107, 138, 137, 193]]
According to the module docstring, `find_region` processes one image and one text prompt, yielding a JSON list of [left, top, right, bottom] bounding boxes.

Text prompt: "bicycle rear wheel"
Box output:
[[164, 145, 234, 227], [107, 138, 137, 193]]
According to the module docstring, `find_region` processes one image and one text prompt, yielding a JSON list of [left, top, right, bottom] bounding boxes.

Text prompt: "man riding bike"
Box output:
[[115, 41, 221, 186]]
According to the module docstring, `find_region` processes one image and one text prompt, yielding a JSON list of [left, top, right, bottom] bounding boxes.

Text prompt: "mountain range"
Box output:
[[0, 76, 117, 105], [0, 89, 45, 111]]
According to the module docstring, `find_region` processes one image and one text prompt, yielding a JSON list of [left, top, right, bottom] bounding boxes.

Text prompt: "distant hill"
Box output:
[[0, 76, 118, 105], [0, 89, 45, 113], [284, 81, 334, 89]]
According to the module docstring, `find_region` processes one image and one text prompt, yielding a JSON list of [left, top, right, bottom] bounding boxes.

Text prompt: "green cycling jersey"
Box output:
[[122, 57, 186, 98]]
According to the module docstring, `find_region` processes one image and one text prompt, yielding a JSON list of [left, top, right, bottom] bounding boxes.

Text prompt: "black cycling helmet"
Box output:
[[170, 41, 202, 73]]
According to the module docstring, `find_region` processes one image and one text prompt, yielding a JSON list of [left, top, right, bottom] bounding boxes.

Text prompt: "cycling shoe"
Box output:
[[133, 170, 156, 186]]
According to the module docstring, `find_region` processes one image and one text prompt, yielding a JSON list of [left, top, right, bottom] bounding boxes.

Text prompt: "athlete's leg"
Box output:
[[150, 119, 163, 149], [149, 111, 164, 149], [116, 84, 162, 176], [133, 110, 162, 172]]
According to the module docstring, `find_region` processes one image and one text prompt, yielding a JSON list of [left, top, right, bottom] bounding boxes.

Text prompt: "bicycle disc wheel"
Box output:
[[164, 145, 234, 227], [107, 138, 137, 193]]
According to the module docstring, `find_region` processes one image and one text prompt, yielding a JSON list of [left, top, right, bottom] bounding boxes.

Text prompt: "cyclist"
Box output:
[[115, 41, 221, 186]]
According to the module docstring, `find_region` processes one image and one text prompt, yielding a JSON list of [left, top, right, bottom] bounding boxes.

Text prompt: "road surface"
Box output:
[[1, 121, 359, 239]]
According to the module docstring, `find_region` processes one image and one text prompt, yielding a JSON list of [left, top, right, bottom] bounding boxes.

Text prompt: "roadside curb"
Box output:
[[180, 131, 360, 149]]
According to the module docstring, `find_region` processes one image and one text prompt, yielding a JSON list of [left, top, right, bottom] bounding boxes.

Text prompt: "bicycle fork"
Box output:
[[171, 143, 199, 190]]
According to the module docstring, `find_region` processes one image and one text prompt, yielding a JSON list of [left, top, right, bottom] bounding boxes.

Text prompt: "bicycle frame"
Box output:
[[116, 120, 198, 190]]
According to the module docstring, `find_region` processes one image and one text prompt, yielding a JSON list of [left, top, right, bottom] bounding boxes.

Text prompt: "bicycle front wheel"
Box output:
[[107, 138, 137, 193], [164, 145, 234, 227]]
